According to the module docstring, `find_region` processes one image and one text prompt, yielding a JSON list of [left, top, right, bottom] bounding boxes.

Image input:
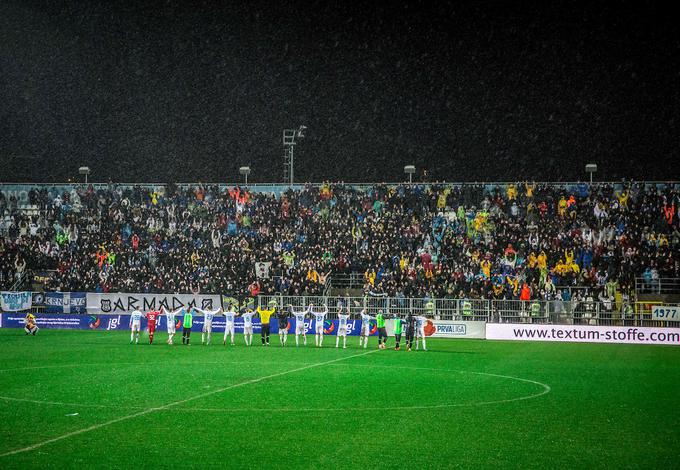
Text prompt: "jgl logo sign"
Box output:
[[106, 316, 122, 330]]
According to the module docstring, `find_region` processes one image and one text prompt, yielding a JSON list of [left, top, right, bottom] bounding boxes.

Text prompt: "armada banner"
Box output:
[[86, 293, 221, 314]]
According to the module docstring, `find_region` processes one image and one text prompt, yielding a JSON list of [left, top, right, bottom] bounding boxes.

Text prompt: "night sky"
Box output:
[[1, 1, 678, 183]]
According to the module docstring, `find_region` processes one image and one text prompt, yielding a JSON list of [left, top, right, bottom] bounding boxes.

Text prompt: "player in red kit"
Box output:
[[145, 310, 161, 344]]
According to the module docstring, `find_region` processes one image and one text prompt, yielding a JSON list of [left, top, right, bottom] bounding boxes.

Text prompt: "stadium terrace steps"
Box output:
[[637, 293, 680, 304], [329, 287, 364, 297]]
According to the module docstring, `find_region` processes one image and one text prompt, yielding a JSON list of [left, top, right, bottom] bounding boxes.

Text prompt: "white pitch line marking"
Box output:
[[0, 349, 378, 458], [0, 360, 313, 374], [0, 365, 551, 413]]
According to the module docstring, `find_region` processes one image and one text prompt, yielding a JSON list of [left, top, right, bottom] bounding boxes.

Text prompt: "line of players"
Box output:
[[128, 300, 429, 351]]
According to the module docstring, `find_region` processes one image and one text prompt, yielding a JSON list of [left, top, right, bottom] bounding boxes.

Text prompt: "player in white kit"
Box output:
[[290, 305, 308, 347], [310, 303, 328, 347], [161, 306, 181, 345], [241, 308, 255, 346], [336, 303, 350, 349], [198, 307, 221, 345], [129, 309, 143, 344], [223, 304, 237, 346], [415, 314, 428, 351], [358, 308, 375, 349]]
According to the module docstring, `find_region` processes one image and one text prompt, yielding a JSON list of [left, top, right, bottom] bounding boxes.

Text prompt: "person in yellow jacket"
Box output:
[[537, 251, 548, 270], [480, 259, 491, 279], [424, 268, 434, 280], [506, 275, 519, 296], [507, 184, 517, 201], [364, 269, 376, 287], [558, 197, 567, 218], [527, 201, 537, 215], [25, 313, 38, 336], [528, 252, 538, 269], [306, 268, 319, 283], [256, 301, 276, 346], [399, 255, 409, 272], [437, 191, 448, 210], [564, 249, 574, 265], [616, 189, 629, 209], [492, 283, 505, 298], [569, 261, 581, 274], [554, 260, 568, 276]]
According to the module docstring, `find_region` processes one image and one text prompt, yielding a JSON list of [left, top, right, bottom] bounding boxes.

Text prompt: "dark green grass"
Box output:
[[0, 329, 679, 469]]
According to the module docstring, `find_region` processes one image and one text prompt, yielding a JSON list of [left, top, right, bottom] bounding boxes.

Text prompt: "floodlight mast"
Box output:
[[239, 166, 251, 186], [585, 163, 597, 184], [78, 166, 91, 184], [283, 126, 306, 186], [404, 165, 416, 184]]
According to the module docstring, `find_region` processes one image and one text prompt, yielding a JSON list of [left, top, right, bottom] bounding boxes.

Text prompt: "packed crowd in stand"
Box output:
[[0, 182, 678, 309]]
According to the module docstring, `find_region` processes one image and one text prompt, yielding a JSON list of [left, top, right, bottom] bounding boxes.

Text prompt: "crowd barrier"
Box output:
[[2, 291, 679, 344], [3, 291, 679, 326], [0, 313, 485, 339]]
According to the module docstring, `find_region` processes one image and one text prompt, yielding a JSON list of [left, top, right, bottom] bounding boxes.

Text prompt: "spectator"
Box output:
[[0, 181, 676, 304]]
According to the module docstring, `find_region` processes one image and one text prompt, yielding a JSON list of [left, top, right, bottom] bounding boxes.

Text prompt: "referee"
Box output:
[[256, 300, 276, 346]]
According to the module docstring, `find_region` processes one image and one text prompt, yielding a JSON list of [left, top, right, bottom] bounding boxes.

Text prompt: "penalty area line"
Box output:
[[0, 349, 379, 458]]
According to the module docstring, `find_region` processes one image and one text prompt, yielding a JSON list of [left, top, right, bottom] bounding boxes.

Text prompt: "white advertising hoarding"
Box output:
[[487, 323, 680, 345], [383, 320, 485, 339]]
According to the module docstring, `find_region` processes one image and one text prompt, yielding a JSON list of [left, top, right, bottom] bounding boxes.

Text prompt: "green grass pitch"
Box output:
[[0, 329, 679, 469]]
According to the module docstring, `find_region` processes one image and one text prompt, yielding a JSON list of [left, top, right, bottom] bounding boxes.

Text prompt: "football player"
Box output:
[[24, 313, 38, 336], [129, 309, 143, 344]]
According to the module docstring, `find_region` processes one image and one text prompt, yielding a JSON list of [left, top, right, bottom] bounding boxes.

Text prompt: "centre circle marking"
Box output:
[[0, 362, 551, 412]]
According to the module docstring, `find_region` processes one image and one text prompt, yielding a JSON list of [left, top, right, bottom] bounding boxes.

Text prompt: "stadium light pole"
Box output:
[[404, 165, 416, 185], [239, 166, 251, 186], [283, 125, 307, 186], [585, 163, 597, 184], [79, 166, 91, 184]]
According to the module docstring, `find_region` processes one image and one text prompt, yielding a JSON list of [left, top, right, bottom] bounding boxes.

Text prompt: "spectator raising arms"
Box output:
[[0, 182, 677, 305]]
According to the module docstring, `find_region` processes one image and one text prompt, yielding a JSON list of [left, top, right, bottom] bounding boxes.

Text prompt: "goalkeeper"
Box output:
[[25, 313, 38, 336]]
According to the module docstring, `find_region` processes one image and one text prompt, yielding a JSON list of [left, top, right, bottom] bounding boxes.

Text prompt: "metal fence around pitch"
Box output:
[[633, 301, 680, 328], [255, 295, 680, 328], [492, 299, 550, 324], [256, 295, 493, 321], [10, 291, 679, 328]]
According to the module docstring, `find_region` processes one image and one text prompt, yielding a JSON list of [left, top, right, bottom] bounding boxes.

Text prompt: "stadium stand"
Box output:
[[0, 182, 678, 316]]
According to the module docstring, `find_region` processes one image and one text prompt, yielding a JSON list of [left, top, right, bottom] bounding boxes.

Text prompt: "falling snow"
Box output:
[[0, 2, 678, 183]]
